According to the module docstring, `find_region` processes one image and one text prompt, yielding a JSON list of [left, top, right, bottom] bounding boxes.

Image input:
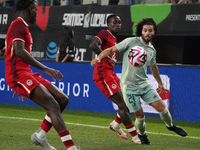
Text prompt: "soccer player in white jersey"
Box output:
[[91, 18, 187, 145]]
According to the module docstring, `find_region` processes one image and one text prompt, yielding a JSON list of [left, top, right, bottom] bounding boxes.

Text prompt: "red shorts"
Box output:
[[7, 72, 51, 99], [94, 73, 121, 99]]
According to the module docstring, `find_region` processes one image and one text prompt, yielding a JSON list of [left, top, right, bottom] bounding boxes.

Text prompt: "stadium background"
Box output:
[[0, 1, 200, 122]]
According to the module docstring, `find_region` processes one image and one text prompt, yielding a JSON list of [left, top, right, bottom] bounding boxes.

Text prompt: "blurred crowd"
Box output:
[[166, 0, 200, 3], [1, 0, 200, 6], [0, 0, 15, 7]]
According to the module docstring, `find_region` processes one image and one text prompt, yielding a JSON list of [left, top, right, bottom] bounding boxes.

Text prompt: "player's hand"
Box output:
[[157, 84, 166, 95], [43, 67, 63, 81], [91, 58, 100, 66], [12, 91, 28, 102]]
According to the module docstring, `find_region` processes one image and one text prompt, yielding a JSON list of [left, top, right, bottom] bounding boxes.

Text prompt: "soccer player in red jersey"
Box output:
[[89, 14, 141, 144], [5, 0, 78, 150]]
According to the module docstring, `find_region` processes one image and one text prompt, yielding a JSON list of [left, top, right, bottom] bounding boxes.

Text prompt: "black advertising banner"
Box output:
[[0, 5, 132, 61], [158, 3, 200, 36], [36, 5, 133, 61], [1, 4, 200, 61], [0, 7, 17, 34]]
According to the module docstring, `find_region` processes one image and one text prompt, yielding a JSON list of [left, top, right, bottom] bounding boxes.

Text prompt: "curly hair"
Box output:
[[135, 18, 158, 36], [14, 0, 36, 12]]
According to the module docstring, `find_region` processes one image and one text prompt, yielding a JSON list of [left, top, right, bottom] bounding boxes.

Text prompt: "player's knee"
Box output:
[[118, 103, 128, 111], [61, 96, 69, 109], [135, 114, 145, 119], [46, 97, 61, 112], [58, 95, 69, 108]]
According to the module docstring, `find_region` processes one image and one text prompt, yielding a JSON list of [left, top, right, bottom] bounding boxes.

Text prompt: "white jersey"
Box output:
[[115, 37, 156, 90]]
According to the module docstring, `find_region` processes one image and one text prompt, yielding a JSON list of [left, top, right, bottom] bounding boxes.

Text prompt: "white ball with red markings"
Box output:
[[128, 46, 147, 67]]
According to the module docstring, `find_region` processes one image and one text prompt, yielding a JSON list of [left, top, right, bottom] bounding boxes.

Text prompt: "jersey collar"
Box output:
[[139, 37, 153, 48], [107, 30, 116, 38], [18, 17, 29, 26]]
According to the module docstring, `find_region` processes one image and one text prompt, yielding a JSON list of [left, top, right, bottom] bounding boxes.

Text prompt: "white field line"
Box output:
[[0, 115, 199, 140]]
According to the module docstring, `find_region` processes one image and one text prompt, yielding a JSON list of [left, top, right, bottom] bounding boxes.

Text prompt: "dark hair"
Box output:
[[107, 14, 119, 24], [59, 26, 74, 53], [15, 0, 36, 12], [135, 18, 158, 36]]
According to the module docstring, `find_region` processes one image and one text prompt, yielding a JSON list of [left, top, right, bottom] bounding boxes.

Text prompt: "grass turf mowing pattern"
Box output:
[[0, 103, 200, 150]]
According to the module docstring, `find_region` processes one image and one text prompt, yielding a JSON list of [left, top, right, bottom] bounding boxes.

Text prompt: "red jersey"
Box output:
[[93, 29, 117, 80], [5, 17, 33, 84]]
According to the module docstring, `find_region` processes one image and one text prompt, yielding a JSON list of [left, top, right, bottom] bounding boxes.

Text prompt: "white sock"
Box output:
[[111, 113, 121, 128], [36, 127, 47, 139], [111, 120, 120, 129], [135, 117, 146, 135], [159, 108, 173, 127], [68, 145, 78, 150]]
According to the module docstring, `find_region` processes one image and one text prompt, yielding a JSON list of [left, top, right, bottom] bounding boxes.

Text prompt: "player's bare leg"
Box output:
[[30, 84, 78, 150], [32, 84, 70, 149]]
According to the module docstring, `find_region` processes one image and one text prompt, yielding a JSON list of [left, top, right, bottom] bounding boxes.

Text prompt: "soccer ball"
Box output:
[[128, 46, 147, 67]]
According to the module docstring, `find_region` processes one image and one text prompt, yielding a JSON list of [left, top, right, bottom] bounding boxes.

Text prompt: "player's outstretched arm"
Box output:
[[14, 41, 47, 70], [91, 46, 118, 66], [89, 37, 116, 66], [13, 41, 63, 81]]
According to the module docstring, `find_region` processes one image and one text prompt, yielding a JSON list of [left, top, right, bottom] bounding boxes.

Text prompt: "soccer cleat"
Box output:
[[31, 132, 57, 150], [132, 134, 142, 144], [138, 134, 152, 145], [166, 125, 187, 137], [109, 124, 128, 139]]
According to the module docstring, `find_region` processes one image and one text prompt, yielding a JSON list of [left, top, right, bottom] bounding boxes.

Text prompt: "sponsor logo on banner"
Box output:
[[62, 12, 112, 28], [0, 78, 12, 91], [32, 51, 45, 58], [45, 41, 86, 61], [46, 42, 57, 59], [51, 81, 90, 97], [186, 14, 200, 21], [0, 14, 8, 25], [0, 77, 89, 98], [113, 74, 170, 114]]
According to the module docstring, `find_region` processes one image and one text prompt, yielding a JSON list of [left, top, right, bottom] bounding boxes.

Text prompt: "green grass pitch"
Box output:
[[0, 103, 200, 150]]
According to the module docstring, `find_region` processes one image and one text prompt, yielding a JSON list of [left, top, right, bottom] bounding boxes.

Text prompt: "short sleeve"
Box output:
[[95, 30, 108, 44], [9, 21, 26, 42], [115, 37, 134, 53]]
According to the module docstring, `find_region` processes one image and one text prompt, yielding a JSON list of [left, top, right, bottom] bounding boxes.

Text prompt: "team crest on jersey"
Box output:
[[111, 84, 117, 89], [26, 80, 33, 86]]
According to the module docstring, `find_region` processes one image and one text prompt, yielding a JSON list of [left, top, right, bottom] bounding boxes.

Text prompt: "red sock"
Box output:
[[114, 113, 122, 124], [40, 113, 52, 132], [58, 130, 75, 149], [125, 123, 138, 137]]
